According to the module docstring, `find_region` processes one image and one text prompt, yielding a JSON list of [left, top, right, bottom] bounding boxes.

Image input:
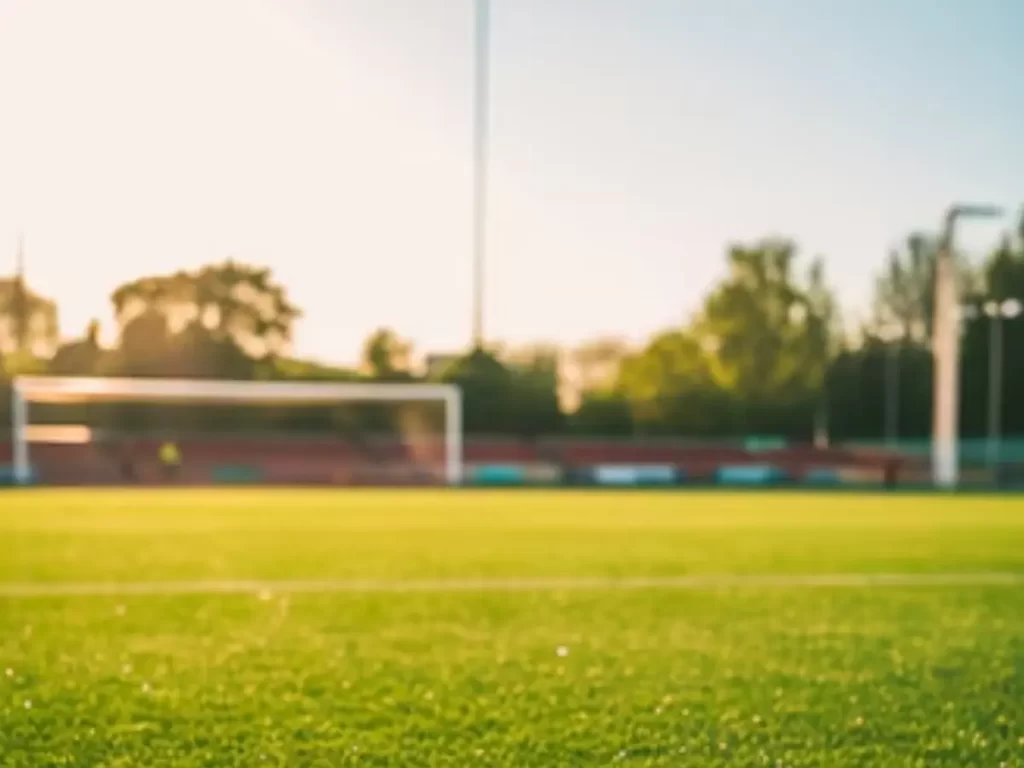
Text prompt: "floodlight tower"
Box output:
[[13, 233, 26, 350], [471, 0, 490, 350], [984, 298, 1023, 466], [931, 204, 1003, 488]]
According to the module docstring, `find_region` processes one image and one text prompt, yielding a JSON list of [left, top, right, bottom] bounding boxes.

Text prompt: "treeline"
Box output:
[[2, 224, 1024, 442]]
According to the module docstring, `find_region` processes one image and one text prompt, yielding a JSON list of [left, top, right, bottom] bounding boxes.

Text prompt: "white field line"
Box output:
[[0, 572, 1022, 598]]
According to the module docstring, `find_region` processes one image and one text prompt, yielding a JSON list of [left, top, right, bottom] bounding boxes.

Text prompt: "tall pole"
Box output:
[[13, 233, 27, 351], [931, 214, 959, 488], [987, 299, 1023, 468], [884, 340, 900, 447], [471, 0, 490, 350], [11, 383, 29, 485], [931, 204, 1003, 488], [987, 311, 1002, 467]]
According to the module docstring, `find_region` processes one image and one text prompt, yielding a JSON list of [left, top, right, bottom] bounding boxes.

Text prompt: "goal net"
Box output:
[[8, 377, 462, 487]]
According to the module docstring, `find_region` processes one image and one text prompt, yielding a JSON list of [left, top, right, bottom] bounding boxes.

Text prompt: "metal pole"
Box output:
[[11, 382, 29, 485], [931, 204, 1003, 487], [445, 386, 463, 485], [932, 216, 959, 488], [471, 0, 490, 349], [988, 312, 1003, 467], [13, 233, 27, 351], [884, 340, 900, 447]]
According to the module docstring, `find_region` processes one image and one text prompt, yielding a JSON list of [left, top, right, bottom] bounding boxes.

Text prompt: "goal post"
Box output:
[[10, 376, 463, 486]]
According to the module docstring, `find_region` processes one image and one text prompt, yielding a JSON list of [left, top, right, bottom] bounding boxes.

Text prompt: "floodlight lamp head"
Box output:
[[948, 203, 1004, 222], [940, 203, 1004, 250], [1002, 298, 1023, 318], [958, 304, 980, 321]]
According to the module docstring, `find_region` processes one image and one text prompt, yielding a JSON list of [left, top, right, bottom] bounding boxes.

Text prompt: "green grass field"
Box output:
[[2, 490, 1023, 766]]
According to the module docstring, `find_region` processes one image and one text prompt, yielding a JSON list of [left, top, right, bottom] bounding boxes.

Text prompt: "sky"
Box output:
[[0, 0, 1022, 365]]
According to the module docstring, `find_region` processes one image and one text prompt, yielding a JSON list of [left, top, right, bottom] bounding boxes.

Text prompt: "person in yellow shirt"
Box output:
[[159, 441, 181, 482]]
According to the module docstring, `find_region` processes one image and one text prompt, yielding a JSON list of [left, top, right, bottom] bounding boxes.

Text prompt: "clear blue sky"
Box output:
[[0, 0, 1021, 363]]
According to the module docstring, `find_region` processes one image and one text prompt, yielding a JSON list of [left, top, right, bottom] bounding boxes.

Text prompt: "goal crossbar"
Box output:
[[9, 376, 463, 485]]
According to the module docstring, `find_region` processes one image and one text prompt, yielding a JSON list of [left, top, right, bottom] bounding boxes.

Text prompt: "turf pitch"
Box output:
[[1, 489, 1023, 766]]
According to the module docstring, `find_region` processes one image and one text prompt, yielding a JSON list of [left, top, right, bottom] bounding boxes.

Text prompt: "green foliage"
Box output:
[[568, 338, 629, 394], [569, 391, 633, 435], [361, 327, 412, 380], [615, 241, 832, 438], [441, 348, 510, 431], [874, 234, 937, 341], [0, 349, 49, 378], [110, 260, 300, 361], [4, 228, 1024, 439], [617, 330, 713, 433], [503, 345, 565, 437], [0, 277, 59, 356], [50, 320, 105, 377], [267, 356, 358, 382], [432, 346, 565, 436], [700, 240, 814, 399], [985, 234, 1024, 302]]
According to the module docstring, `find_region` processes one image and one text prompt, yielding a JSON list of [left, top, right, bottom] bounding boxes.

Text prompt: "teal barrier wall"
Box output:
[[715, 465, 786, 485], [0, 465, 35, 486], [744, 436, 787, 451], [593, 465, 679, 486], [848, 438, 1024, 464], [471, 465, 528, 486], [804, 468, 841, 485], [211, 465, 264, 484]]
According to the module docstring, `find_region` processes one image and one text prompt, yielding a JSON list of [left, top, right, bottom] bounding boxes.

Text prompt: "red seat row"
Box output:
[[0, 436, 908, 485]]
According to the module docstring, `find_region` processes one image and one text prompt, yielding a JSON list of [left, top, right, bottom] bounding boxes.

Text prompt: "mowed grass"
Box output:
[[1, 489, 1023, 766], [3, 489, 1024, 582]]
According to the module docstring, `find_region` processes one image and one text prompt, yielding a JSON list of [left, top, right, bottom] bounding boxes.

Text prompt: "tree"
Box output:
[[441, 347, 563, 435], [612, 239, 838, 438], [269, 356, 358, 382], [825, 340, 933, 441], [361, 328, 412, 380], [697, 240, 827, 410], [110, 307, 174, 377], [569, 390, 633, 435], [110, 260, 301, 361], [441, 348, 514, 433], [984, 234, 1024, 302], [503, 345, 565, 436], [563, 337, 629, 411], [0, 277, 59, 357], [802, 257, 838, 441], [166, 321, 255, 380], [804, 257, 838, 374], [616, 329, 712, 433], [873, 234, 934, 342], [50, 320, 105, 376], [872, 233, 981, 342], [965, 232, 1024, 437]]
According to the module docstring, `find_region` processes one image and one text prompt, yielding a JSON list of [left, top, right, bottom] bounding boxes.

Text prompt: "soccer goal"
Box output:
[[9, 377, 462, 487]]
